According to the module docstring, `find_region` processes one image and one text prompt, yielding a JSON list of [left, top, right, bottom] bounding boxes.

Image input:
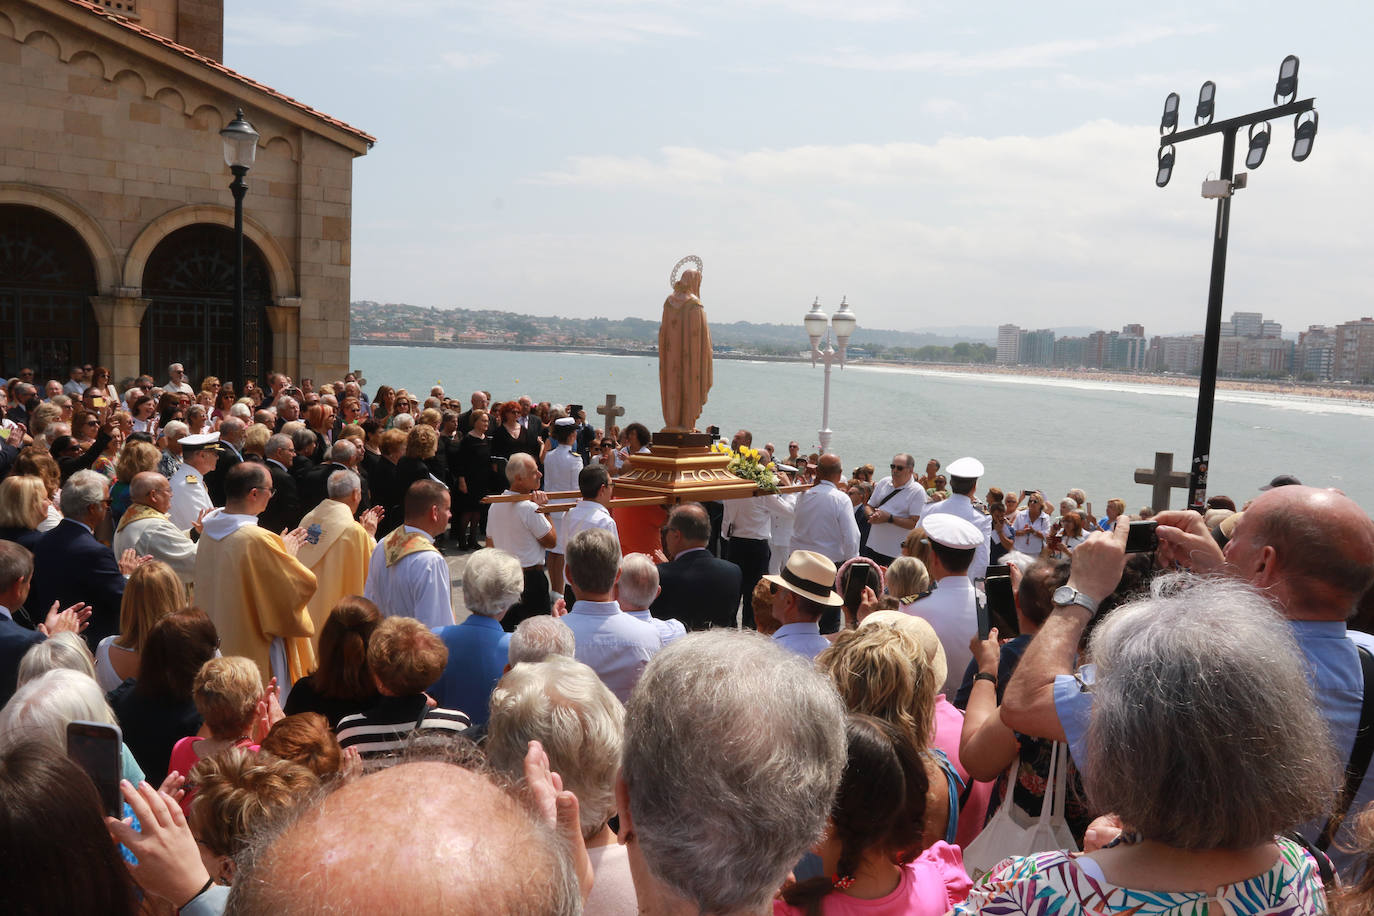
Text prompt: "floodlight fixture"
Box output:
[[1246, 121, 1271, 170], [1292, 110, 1318, 162], [1274, 55, 1300, 105], [1161, 92, 1180, 134], [1195, 81, 1216, 126], [1156, 145, 1176, 188]]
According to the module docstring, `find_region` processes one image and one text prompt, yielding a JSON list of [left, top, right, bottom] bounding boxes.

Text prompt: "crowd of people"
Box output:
[[2, 360, 1374, 915]]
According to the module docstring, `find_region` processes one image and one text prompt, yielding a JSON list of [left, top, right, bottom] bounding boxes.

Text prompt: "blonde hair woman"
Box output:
[[167, 657, 266, 793], [0, 475, 50, 551], [94, 560, 186, 692]]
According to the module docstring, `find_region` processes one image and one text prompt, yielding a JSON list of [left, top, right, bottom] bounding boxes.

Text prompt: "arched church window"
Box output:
[[0, 205, 99, 380]]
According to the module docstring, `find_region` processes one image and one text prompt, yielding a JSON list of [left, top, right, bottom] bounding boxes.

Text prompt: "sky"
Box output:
[[224, 1, 1374, 336]]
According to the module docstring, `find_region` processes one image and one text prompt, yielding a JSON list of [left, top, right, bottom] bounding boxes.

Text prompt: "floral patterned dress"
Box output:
[[954, 838, 1326, 916]]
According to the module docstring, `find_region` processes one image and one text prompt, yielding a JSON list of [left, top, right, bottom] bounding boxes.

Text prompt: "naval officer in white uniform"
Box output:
[[905, 514, 984, 697], [920, 456, 993, 583], [168, 432, 220, 533], [543, 417, 585, 596]]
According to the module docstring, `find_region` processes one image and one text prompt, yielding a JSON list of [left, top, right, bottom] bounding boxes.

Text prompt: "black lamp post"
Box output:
[[219, 108, 259, 394], [1155, 56, 1317, 512]]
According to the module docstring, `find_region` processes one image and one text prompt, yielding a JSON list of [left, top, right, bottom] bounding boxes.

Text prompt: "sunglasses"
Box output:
[[890, 464, 910, 471]]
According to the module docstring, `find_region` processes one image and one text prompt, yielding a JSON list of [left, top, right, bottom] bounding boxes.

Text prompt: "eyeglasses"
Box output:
[[890, 464, 910, 471], [253, 486, 277, 495]]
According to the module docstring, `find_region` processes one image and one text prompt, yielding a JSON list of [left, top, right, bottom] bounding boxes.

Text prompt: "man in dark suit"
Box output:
[[259, 433, 303, 534], [299, 439, 357, 517], [651, 502, 742, 631], [0, 541, 92, 706], [28, 470, 126, 649], [206, 416, 246, 506]]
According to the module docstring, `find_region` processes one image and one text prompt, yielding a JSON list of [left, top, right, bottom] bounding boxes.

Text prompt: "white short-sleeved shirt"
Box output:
[[1010, 509, 1051, 555], [488, 490, 553, 567], [865, 477, 926, 558], [564, 499, 618, 546]]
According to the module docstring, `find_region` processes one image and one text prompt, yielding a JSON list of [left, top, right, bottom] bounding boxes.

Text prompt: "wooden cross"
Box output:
[[596, 394, 625, 437], [1134, 451, 1191, 512]]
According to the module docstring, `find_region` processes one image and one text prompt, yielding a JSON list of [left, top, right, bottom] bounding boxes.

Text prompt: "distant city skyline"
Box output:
[[225, 2, 1374, 333]]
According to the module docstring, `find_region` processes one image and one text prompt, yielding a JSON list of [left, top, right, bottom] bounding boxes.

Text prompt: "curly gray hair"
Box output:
[[1084, 573, 1339, 848]]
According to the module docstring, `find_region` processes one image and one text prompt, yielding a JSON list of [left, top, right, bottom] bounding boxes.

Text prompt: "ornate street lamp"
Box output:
[[804, 296, 857, 455], [220, 108, 258, 393]]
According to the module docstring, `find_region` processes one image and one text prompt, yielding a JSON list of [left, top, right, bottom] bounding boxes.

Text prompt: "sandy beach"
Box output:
[[867, 362, 1374, 405]]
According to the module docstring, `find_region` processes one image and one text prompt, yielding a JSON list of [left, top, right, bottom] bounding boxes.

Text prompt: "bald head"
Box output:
[[227, 762, 578, 915], [817, 453, 844, 481], [130, 471, 170, 504], [1228, 486, 1374, 620]]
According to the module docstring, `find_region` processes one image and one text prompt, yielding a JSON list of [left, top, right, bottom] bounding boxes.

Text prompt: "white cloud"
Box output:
[[920, 97, 967, 118], [388, 120, 1372, 333], [811, 23, 1218, 73], [441, 50, 500, 69]]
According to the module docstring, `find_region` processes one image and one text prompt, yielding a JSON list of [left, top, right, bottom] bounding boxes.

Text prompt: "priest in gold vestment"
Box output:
[[194, 463, 317, 686], [295, 469, 382, 649]]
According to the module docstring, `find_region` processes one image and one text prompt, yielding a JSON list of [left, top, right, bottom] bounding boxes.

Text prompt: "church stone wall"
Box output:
[[0, 2, 364, 383]]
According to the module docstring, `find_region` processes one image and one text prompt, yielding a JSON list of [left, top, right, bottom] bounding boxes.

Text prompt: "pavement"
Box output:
[[438, 537, 475, 624]]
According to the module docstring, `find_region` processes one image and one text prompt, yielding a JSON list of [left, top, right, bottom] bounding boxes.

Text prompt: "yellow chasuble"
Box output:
[[383, 526, 439, 567], [194, 519, 318, 684], [294, 499, 376, 654], [115, 503, 165, 534]]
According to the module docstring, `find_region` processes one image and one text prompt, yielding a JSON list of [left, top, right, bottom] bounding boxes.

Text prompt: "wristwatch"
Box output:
[[1052, 585, 1099, 616]]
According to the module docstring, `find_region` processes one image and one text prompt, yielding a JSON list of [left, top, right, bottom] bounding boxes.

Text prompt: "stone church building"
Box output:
[[0, 0, 372, 385]]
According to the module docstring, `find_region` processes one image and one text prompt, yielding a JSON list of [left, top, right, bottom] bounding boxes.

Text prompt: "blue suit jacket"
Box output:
[[652, 548, 742, 631], [428, 615, 511, 727], [28, 518, 125, 649], [0, 614, 44, 707]]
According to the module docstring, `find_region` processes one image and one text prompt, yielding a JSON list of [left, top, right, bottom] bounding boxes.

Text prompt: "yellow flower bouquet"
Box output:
[[714, 442, 780, 493]]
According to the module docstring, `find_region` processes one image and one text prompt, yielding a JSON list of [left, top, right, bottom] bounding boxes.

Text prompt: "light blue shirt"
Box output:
[[563, 600, 661, 704], [772, 621, 830, 661], [430, 614, 511, 726], [625, 609, 686, 646], [1054, 618, 1374, 878]]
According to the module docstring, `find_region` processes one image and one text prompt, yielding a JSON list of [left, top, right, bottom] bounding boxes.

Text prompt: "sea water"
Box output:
[[352, 345, 1374, 512]]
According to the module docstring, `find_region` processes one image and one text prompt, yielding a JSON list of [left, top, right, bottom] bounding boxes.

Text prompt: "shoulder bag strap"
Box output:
[[1317, 645, 1374, 850], [413, 701, 431, 732]]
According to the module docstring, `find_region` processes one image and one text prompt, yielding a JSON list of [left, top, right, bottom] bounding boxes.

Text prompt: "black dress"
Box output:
[[453, 434, 494, 512], [371, 458, 404, 536], [107, 680, 203, 782]]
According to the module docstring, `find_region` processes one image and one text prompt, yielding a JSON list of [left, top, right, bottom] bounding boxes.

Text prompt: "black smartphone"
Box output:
[[983, 565, 1017, 637], [843, 566, 872, 612], [1125, 519, 1159, 554], [67, 720, 123, 817]]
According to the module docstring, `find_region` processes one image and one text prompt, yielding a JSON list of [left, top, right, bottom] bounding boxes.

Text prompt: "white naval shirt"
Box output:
[[544, 444, 584, 557], [790, 480, 860, 563], [168, 463, 213, 532], [864, 476, 926, 559], [921, 493, 993, 581], [906, 575, 979, 697]]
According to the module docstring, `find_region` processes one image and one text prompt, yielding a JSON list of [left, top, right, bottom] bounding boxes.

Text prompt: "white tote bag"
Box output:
[[962, 741, 1079, 881]]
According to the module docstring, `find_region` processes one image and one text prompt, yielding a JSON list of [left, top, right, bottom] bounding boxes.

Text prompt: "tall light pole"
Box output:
[[804, 296, 857, 454], [220, 108, 258, 394], [1156, 56, 1317, 511]]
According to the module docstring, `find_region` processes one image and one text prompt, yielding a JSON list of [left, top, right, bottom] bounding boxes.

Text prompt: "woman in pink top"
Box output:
[[167, 657, 268, 813], [776, 715, 971, 916]]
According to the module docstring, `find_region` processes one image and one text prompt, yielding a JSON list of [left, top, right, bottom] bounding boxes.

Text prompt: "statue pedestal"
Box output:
[[612, 430, 760, 556], [614, 431, 759, 502]]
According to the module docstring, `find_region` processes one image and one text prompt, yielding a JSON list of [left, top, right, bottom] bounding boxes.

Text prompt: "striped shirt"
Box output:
[[336, 695, 470, 759]]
